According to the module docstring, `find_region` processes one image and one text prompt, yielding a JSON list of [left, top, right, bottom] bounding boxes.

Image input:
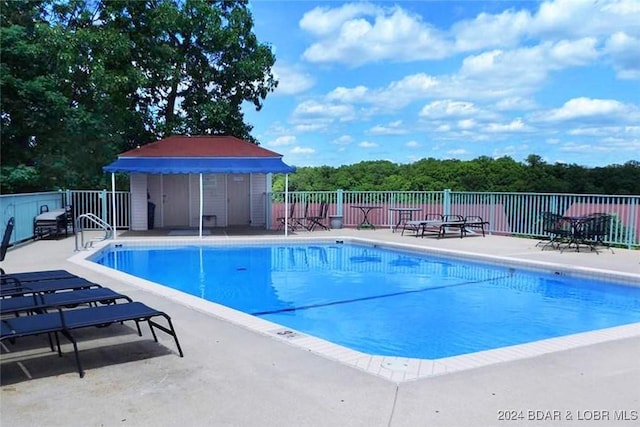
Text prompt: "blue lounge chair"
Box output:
[[1, 302, 184, 378], [1, 269, 78, 284], [1, 277, 101, 297], [1, 287, 133, 316]]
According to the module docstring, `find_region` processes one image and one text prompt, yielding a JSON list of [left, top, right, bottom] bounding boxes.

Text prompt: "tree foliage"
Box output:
[[274, 158, 640, 195], [1, 0, 276, 193]]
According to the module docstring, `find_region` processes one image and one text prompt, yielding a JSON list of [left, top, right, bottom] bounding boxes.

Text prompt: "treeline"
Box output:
[[272, 155, 640, 195]]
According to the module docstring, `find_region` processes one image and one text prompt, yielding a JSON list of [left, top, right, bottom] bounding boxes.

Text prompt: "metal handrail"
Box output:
[[75, 213, 113, 251]]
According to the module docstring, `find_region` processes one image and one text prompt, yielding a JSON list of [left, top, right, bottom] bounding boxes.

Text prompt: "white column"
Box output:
[[111, 173, 117, 240], [285, 174, 289, 237], [199, 173, 203, 238]]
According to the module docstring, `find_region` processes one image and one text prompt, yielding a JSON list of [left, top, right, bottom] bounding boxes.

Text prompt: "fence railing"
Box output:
[[1, 189, 638, 249], [1, 190, 130, 245], [269, 190, 640, 249]]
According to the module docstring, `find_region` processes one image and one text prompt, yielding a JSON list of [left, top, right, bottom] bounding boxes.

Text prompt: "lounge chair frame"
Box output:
[[1, 269, 78, 285], [1, 302, 184, 378], [463, 216, 490, 237], [402, 214, 490, 239], [1, 277, 101, 297], [401, 213, 443, 237], [1, 287, 133, 316], [434, 215, 466, 238]]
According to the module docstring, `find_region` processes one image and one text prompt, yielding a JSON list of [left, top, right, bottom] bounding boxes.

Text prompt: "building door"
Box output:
[[162, 175, 189, 227], [227, 174, 250, 225]]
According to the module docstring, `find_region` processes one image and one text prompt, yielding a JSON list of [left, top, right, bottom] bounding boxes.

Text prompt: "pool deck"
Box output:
[[2, 228, 639, 426]]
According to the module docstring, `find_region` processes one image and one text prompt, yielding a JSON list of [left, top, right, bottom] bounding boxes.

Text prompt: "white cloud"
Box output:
[[368, 120, 407, 135], [603, 32, 640, 79], [558, 139, 640, 155], [457, 119, 476, 130], [548, 38, 599, 67], [266, 135, 296, 146], [292, 122, 329, 133], [453, 9, 532, 51], [494, 97, 537, 111], [568, 126, 640, 136], [532, 0, 640, 39], [326, 85, 369, 103], [458, 39, 599, 96], [272, 64, 315, 95], [290, 146, 316, 155], [484, 119, 529, 133], [446, 148, 469, 157], [293, 100, 355, 121], [299, 3, 379, 36], [301, 4, 450, 66], [419, 100, 478, 118], [540, 97, 635, 122], [405, 140, 420, 148], [452, 0, 640, 53], [298, 0, 640, 72], [359, 141, 378, 148], [332, 135, 354, 145]]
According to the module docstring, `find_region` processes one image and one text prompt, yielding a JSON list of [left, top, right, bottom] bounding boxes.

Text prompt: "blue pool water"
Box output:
[[91, 242, 640, 359]]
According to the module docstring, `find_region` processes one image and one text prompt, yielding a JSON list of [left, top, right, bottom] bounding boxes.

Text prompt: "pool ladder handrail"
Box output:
[[75, 213, 113, 251]]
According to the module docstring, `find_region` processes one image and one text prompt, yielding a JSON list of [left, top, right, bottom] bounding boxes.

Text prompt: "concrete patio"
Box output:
[[1, 228, 639, 427]]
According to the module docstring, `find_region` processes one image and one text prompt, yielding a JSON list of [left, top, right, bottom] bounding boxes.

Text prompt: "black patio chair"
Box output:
[[276, 201, 296, 231], [537, 212, 572, 250], [590, 213, 613, 252], [306, 202, 329, 231], [292, 201, 310, 230], [568, 213, 614, 254], [0, 217, 14, 274], [1, 301, 184, 378]]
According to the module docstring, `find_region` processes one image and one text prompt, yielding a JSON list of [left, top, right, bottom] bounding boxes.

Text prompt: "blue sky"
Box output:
[[242, 0, 640, 168]]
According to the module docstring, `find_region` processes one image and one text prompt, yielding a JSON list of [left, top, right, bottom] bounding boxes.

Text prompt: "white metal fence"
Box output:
[[269, 190, 640, 249], [1, 190, 130, 244], [1, 189, 638, 249]]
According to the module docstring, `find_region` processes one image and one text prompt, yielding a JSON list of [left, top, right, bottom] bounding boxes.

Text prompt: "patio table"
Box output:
[[351, 205, 382, 230]]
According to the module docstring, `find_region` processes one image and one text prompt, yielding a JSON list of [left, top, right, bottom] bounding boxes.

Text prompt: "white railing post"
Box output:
[[443, 189, 451, 216]]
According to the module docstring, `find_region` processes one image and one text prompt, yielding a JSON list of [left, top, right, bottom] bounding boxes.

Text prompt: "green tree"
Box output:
[[1, 0, 277, 193], [102, 0, 276, 140]]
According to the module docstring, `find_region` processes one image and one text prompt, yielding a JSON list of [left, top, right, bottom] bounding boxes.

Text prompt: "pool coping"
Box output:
[[68, 235, 640, 383]]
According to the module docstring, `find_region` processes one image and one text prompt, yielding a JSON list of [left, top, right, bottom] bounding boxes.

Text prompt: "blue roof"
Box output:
[[103, 157, 296, 174]]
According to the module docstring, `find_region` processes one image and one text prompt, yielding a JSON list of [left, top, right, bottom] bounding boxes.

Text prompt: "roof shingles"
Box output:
[[120, 135, 282, 158]]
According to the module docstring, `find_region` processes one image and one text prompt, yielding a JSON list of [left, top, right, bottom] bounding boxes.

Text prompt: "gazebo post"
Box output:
[[199, 173, 203, 239], [285, 174, 289, 237], [111, 173, 117, 241]]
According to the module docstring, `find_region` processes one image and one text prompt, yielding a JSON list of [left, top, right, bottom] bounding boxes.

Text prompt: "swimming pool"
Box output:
[[90, 241, 640, 360]]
